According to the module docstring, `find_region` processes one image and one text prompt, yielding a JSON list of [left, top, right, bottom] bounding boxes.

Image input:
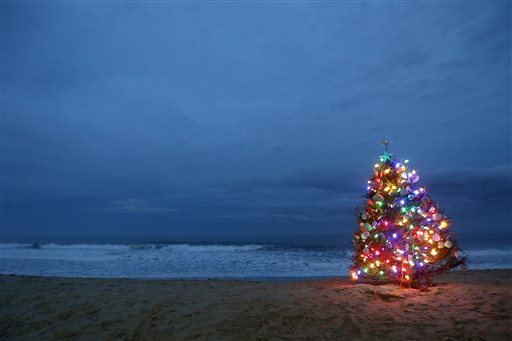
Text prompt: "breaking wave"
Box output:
[[0, 241, 509, 279]]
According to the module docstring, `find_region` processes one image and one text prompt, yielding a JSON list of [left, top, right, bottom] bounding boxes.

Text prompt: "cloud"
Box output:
[[425, 165, 512, 201], [243, 169, 363, 194], [2, 2, 510, 235], [109, 198, 177, 214], [463, 6, 511, 57]]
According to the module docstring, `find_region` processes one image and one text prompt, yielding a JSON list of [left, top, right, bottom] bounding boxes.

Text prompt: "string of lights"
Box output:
[[351, 141, 466, 288]]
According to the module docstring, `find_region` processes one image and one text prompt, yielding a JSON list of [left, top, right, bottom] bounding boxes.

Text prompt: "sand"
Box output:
[[1, 269, 511, 340]]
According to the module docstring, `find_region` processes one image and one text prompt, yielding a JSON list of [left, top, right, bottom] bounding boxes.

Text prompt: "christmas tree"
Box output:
[[350, 139, 465, 288]]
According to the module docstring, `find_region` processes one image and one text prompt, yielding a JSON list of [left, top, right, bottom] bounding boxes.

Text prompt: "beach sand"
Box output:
[[1, 269, 511, 340]]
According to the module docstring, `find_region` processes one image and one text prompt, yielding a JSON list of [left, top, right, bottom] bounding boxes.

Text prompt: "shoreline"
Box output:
[[1, 269, 511, 340], [1, 268, 511, 283]]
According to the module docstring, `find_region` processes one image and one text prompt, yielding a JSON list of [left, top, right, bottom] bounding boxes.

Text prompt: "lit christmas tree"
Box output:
[[350, 139, 465, 288]]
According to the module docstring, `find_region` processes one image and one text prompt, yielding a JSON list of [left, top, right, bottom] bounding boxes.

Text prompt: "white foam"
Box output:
[[0, 243, 32, 249], [0, 243, 509, 278], [159, 244, 264, 252]]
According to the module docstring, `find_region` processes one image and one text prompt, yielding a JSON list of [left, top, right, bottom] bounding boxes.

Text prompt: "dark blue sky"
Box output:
[[2, 2, 511, 239]]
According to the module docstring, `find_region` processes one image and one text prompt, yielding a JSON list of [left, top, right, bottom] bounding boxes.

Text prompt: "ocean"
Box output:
[[1, 234, 511, 279]]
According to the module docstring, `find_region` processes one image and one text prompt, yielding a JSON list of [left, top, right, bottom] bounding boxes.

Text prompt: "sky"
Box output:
[[2, 1, 511, 240]]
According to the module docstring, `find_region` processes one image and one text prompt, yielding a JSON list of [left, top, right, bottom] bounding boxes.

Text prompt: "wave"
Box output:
[[159, 244, 265, 252], [0, 242, 336, 252], [0, 240, 510, 278], [463, 248, 512, 257], [1, 243, 510, 256], [0, 243, 129, 250], [1, 243, 38, 249]]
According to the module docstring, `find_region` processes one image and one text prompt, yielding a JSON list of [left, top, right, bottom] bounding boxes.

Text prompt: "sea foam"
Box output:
[[0, 242, 510, 279]]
